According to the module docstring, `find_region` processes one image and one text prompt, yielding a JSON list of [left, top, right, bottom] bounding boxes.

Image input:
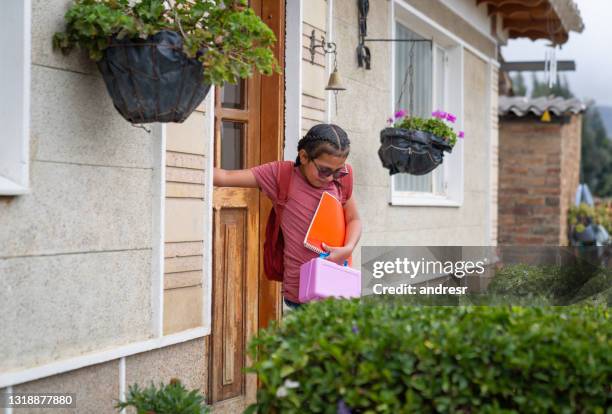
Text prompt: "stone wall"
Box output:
[[498, 115, 582, 245]]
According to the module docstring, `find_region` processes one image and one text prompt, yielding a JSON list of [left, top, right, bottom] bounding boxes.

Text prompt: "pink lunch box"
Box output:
[[298, 256, 362, 303]]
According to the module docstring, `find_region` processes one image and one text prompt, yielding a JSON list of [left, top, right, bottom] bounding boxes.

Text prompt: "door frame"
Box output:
[[257, 0, 286, 330]]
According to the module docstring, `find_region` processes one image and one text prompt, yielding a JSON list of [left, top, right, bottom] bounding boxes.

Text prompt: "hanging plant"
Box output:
[[52, 0, 280, 124], [378, 109, 463, 175]]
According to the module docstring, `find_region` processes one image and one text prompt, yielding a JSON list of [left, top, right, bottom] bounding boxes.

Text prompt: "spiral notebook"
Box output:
[[304, 191, 347, 255]]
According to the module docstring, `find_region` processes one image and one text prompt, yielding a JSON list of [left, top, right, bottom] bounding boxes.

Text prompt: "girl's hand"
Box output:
[[321, 242, 353, 265]]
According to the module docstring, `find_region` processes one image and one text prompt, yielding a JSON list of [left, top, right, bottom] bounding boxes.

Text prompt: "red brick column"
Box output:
[[498, 115, 582, 246]]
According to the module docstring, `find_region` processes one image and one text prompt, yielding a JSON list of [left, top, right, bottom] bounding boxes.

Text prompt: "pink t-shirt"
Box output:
[[251, 161, 344, 303]]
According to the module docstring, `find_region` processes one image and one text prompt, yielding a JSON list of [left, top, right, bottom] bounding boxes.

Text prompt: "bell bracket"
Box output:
[[309, 30, 337, 64]]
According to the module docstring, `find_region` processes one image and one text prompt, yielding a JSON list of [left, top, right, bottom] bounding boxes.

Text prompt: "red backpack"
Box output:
[[263, 161, 354, 281]]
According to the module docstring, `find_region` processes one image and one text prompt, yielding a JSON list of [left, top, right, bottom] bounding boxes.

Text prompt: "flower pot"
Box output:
[[96, 30, 211, 124], [378, 127, 453, 175]]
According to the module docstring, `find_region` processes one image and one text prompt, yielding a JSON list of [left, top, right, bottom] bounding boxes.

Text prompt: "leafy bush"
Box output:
[[53, 0, 279, 85], [488, 262, 611, 305], [115, 378, 210, 414], [246, 299, 610, 413]]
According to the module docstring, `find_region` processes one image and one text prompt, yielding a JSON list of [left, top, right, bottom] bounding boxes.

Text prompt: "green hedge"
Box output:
[[488, 263, 611, 306], [246, 300, 611, 413]]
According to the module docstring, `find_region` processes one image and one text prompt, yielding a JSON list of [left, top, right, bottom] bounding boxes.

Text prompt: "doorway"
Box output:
[[208, 0, 285, 411]]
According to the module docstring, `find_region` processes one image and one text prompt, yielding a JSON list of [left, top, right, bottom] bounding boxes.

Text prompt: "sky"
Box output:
[[501, 0, 612, 107]]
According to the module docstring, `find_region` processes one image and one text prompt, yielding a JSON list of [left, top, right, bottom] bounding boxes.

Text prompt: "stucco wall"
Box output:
[[0, 0, 158, 373], [330, 0, 496, 267]]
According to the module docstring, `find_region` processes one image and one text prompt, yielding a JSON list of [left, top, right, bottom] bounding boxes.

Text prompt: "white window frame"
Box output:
[[0, 0, 31, 195], [389, 0, 464, 207]]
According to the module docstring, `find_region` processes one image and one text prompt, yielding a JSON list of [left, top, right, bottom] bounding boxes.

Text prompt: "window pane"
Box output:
[[221, 121, 245, 170], [434, 46, 446, 111], [395, 173, 431, 192], [221, 81, 245, 109], [395, 23, 432, 118], [394, 22, 433, 192]]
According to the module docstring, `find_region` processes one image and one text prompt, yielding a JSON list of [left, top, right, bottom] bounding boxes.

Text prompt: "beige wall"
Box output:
[[301, 0, 328, 138], [0, 0, 212, 407], [329, 0, 497, 267], [9, 338, 208, 414], [0, 0, 157, 374], [164, 108, 209, 335], [490, 66, 500, 245]]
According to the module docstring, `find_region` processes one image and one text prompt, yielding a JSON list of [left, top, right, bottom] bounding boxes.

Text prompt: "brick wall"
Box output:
[[559, 115, 582, 244], [498, 115, 582, 245]]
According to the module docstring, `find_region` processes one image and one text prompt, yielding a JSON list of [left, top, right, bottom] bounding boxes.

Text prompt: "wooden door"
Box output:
[[209, 1, 284, 410]]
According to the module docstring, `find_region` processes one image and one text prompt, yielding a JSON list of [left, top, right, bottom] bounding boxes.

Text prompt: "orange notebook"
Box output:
[[304, 191, 347, 255]]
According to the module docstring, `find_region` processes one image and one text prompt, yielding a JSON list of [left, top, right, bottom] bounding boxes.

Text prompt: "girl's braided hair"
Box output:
[[295, 123, 351, 166]]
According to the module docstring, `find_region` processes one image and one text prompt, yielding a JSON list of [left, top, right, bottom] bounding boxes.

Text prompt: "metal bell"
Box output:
[[325, 68, 346, 91]]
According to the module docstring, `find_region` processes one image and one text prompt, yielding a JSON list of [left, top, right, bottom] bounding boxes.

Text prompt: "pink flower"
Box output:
[[387, 117, 394, 124], [432, 110, 447, 119], [459, 131, 465, 139], [394, 109, 407, 119], [446, 113, 457, 123]]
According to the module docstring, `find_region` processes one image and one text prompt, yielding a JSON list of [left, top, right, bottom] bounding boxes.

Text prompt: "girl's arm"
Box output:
[[322, 196, 362, 264], [213, 167, 258, 188]]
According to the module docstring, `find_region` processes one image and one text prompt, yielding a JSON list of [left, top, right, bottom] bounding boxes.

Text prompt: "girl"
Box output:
[[213, 123, 362, 310]]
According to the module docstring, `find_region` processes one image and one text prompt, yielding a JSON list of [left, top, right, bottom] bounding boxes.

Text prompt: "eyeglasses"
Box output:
[[311, 159, 348, 179]]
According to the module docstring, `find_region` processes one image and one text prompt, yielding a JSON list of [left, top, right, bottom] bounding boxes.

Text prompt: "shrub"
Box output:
[[488, 262, 611, 305], [246, 299, 610, 413], [115, 378, 210, 414]]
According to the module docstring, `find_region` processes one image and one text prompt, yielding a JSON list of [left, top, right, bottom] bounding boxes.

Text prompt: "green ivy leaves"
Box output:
[[52, 0, 279, 85]]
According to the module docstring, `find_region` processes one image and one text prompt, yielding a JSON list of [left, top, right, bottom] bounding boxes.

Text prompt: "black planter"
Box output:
[[378, 127, 453, 175], [97, 30, 211, 124]]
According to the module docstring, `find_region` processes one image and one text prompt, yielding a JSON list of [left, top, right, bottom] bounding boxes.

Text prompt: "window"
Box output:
[[390, 7, 464, 207], [0, 0, 31, 195]]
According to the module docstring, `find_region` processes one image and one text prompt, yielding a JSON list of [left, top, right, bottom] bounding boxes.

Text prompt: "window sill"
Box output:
[[0, 175, 29, 196], [390, 194, 461, 207]]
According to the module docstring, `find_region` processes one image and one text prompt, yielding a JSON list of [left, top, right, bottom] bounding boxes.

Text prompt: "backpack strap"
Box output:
[[337, 163, 353, 204], [276, 161, 295, 208]]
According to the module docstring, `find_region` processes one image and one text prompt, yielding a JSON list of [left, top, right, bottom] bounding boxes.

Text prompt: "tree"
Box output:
[[531, 73, 573, 99], [581, 106, 612, 197], [511, 72, 527, 96]]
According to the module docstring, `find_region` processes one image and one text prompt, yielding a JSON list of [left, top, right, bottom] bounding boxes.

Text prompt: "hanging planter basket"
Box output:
[[96, 30, 211, 124], [378, 127, 453, 175]]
